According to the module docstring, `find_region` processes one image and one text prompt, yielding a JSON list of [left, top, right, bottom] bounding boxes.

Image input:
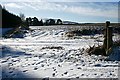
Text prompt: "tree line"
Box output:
[[1, 6, 63, 28], [26, 17, 62, 26], [2, 7, 22, 28]]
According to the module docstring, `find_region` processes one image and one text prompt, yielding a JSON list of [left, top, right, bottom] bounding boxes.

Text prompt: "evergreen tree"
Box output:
[[26, 17, 32, 26], [56, 19, 62, 24], [39, 19, 43, 26], [2, 8, 22, 28], [32, 17, 39, 26]]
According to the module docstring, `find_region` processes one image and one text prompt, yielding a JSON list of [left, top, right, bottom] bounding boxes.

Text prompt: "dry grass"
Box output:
[[86, 45, 106, 56], [86, 40, 120, 56]]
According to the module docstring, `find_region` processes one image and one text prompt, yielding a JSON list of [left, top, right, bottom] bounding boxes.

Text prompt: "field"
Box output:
[[0, 25, 120, 79]]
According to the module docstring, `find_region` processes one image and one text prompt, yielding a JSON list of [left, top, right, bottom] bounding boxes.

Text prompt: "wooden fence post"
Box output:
[[103, 21, 113, 55], [107, 27, 113, 50]]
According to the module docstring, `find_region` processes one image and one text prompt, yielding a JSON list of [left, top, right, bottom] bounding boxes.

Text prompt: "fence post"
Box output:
[[103, 21, 113, 55]]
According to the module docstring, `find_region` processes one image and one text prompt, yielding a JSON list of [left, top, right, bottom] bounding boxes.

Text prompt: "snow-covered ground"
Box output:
[[0, 26, 120, 79], [0, 28, 13, 36]]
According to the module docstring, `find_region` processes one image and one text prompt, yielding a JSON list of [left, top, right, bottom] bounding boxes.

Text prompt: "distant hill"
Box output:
[[62, 21, 79, 24]]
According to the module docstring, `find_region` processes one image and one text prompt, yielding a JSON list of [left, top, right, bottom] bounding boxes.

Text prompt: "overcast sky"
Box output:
[[0, 0, 119, 23]]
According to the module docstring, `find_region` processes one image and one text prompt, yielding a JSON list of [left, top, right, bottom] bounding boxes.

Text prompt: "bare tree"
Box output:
[[19, 13, 25, 22]]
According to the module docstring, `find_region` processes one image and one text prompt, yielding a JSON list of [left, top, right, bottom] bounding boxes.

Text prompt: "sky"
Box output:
[[0, 0, 119, 23]]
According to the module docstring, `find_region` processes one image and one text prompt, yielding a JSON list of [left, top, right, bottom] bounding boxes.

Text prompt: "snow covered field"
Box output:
[[0, 26, 120, 79], [0, 28, 13, 36]]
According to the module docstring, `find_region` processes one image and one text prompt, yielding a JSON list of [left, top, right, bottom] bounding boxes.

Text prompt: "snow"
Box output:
[[0, 28, 13, 35], [107, 46, 120, 61], [0, 26, 119, 79]]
